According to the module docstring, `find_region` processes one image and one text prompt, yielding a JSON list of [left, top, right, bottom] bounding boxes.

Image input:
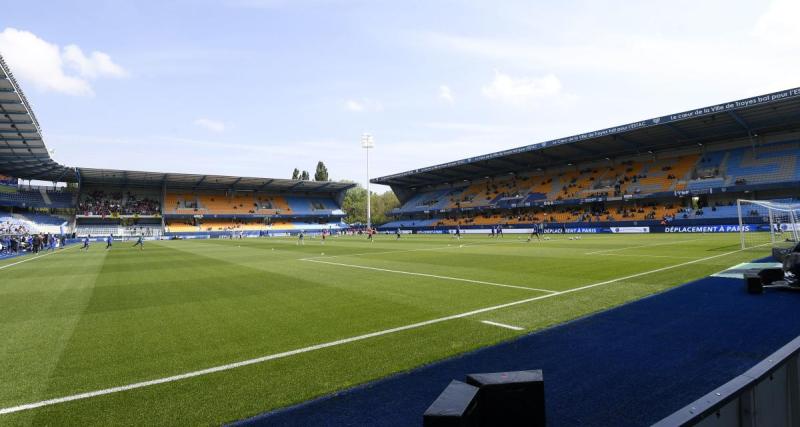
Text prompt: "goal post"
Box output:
[[737, 199, 800, 250]]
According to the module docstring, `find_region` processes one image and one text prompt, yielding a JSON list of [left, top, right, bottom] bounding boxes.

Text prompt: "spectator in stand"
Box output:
[[79, 190, 160, 216]]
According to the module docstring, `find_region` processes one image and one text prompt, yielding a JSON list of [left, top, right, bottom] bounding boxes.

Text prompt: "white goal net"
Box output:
[[737, 199, 800, 250]]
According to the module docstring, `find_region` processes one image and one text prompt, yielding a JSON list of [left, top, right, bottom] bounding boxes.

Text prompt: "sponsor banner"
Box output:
[[417, 230, 449, 234], [610, 226, 650, 233], [543, 227, 603, 234], [663, 224, 765, 233], [393, 223, 780, 234], [780, 223, 799, 232], [456, 227, 606, 234]]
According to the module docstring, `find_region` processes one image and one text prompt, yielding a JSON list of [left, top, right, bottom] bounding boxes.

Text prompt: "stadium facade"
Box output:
[[0, 53, 354, 240], [373, 87, 800, 235]]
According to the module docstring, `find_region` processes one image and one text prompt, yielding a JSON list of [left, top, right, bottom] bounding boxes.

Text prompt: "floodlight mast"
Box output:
[[361, 133, 375, 230]]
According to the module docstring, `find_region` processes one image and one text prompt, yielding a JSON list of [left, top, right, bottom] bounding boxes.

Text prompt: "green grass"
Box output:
[[0, 233, 768, 425]]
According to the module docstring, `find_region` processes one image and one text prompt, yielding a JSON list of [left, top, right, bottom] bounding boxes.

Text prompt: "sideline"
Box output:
[[0, 243, 80, 272]]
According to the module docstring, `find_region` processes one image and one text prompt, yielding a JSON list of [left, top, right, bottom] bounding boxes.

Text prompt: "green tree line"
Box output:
[[291, 161, 329, 181], [340, 183, 399, 226]]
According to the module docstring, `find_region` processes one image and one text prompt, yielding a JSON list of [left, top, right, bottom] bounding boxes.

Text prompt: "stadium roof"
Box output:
[[76, 167, 355, 192], [0, 55, 76, 182], [373, 87, 800, 188], [0, 54, 353, 194]]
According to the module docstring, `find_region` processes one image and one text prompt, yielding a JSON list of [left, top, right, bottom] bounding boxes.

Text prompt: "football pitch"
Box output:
[[0, 233, 768, 425]]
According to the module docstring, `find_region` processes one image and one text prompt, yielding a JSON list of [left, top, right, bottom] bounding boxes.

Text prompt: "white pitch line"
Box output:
[[301, 258, 557, 293], [300, 239, 530, 261], [593, 253, 697, 259], [584, 238, 703, 255], [0, 243, 765, 416], [481, 320, 524, 331], [0, 244, 79, 272]]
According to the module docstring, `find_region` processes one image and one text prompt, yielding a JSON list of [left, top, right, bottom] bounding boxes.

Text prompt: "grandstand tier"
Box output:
[[387, 140, 800, 216], [374, 86, 800, 230]]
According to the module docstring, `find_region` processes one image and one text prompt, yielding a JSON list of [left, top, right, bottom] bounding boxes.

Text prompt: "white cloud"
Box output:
[[344, 98, 383, 112], [0, 27, 126, 96], [482, 71, 561, 106], [753, 0, 800, 47], [345, 99, 365, 112], [63, 44, 127, 79], [194, 118, 226, 133], [419, 26, 800, 97], [438, 85, 454, 104]]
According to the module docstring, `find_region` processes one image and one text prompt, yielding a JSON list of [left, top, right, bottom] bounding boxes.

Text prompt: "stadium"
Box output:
[[2, 21, 800, 427]]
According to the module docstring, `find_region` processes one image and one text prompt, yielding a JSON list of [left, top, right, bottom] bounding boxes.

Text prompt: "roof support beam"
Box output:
[[0, 129, 38, 134], [464, 162, 499, 173], [0, 137, 38, 142], [727, 111, 752, 132], [228, 177, 242, 191], [422, 171, 454, 180], [530, 150, 558, 163], [495, 157, 528, 169], [257, 179, 275, 192], [664, 122, 693, 140], [568, 144, 601, 156], [385, 177, 418, 187], [54, 167, 74, 183], [0, 154, 45, 159], [613, 135, 639, 151]]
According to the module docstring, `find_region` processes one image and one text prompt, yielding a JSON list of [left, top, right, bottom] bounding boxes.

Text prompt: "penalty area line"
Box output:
[[481, 320, 524, 331], [0, 243, 762, 416]]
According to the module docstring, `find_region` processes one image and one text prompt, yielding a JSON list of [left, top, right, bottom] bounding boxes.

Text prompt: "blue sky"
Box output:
[[1, 0, 798, 191]]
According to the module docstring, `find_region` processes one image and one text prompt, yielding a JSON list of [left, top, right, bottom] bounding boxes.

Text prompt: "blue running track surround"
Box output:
[[233, 273, 800, 427]]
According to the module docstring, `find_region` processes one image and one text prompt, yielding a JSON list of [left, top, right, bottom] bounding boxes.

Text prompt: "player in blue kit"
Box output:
[[527, 223, 541, 242]]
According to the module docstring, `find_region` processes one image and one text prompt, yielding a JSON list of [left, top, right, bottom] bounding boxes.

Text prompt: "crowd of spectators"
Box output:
[[695, 156, 721, 179], [79, 190, 160, 216], [0, 232, 64, 255], [433, 200, 691, 226], [0, 219, 29, 236]]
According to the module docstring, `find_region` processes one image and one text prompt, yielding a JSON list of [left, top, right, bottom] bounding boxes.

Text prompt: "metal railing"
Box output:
[[653, 334, 800, 426]]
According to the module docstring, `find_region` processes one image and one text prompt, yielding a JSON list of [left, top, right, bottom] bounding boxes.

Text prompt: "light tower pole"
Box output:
[[361, 133, 375, 230]]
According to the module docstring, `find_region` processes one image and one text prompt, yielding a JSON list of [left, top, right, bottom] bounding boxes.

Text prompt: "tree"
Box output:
[[300, 170, 310, 181], [370, 190, 400, 225], [314, 161, 329, 181], [341, 184, 367, 224], [340, 182, 400, 225], [291, 168, 300, 180]]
